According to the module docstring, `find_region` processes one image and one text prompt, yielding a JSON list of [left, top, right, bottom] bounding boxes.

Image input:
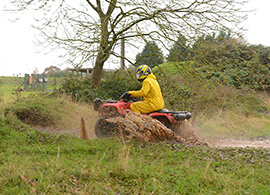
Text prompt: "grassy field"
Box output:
[[0, 76, 62, 103], [0, 120, 269, 194], [0, 76, 270, 194]]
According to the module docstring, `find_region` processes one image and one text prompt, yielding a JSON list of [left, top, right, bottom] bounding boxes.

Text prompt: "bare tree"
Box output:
[[33, 67, 39, 74], [7, 0, 249, 88]]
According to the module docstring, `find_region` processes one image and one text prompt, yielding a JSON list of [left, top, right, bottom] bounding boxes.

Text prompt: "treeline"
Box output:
[[52, 31, 269, 114], [136, 31, 270, 91], [48, 31, 270, 91]]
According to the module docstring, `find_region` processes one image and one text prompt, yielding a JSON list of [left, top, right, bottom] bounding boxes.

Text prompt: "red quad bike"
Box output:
[[93, 93, 192, 138]]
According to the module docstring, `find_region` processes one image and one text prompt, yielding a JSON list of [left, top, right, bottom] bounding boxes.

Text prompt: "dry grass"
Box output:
[[59, 101, 99, 138], [196, 109, 270, 139], [32, 97, 100, 139]]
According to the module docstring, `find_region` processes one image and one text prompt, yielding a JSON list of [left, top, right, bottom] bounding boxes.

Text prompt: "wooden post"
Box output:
[[80, 118, 89, 140]]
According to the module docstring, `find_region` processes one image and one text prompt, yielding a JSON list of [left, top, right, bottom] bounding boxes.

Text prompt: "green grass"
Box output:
[[0, 117, 269, 194]]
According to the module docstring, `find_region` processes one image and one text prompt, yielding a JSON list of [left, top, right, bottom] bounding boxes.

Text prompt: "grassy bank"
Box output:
[[1, 76, 270, 140], [0, 119, 269, 194]]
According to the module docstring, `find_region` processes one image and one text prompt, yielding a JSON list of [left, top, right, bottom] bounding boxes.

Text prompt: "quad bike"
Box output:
[[93, 93, 192, 138]]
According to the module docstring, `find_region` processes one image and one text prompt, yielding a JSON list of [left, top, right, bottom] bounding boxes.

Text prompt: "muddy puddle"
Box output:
[[103, 112, 270, 149], [204, 137, 270, 149]]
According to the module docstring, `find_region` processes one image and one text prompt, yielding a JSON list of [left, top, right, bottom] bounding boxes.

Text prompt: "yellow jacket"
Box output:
[[129, 73, 164, 112]]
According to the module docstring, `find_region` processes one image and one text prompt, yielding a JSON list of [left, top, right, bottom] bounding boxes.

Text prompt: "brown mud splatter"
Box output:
[[104, 111, 206, 146], [33, 106, 270, 149], [100, 111, 270, 149]]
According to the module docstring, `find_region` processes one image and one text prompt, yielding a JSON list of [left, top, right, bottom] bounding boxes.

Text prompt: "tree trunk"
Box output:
[[91, 10, 113, 88], [92, 56, 105, 89], [120, 37, 125, 70]]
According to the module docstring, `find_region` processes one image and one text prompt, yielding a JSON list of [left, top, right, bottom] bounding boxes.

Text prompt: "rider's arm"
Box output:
[[129, 80, 150, 97]]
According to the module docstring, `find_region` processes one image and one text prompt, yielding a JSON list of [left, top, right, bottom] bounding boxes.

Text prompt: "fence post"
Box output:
[[24, 74, 30, 91]]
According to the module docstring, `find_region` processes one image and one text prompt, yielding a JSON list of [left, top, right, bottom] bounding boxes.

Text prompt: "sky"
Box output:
[[0, 0, 270, 77]]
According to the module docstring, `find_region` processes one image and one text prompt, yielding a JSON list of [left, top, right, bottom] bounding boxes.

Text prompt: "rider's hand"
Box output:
[[120, 92, 131, 100]]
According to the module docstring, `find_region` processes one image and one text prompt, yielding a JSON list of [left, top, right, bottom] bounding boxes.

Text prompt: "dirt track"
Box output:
[[34, 113, 270, 149], [204, 137, 270, 149], [36, 125, 270, 149]]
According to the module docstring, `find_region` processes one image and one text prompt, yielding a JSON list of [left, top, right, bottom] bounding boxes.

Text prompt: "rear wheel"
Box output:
[[94, 116, 119, 138], [152, 116, 172, 129]]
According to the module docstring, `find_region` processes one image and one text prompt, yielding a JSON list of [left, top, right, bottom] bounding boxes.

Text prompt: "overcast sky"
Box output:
[[0, 0, 270, 77]]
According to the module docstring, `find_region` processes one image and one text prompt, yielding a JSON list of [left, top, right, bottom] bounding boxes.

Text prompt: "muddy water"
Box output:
[[205, 137, 270, 149], [104, 111, 270, 149], [34, 109, 270, 149]]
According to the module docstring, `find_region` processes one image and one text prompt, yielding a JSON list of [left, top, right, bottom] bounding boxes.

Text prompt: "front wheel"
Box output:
[[94, 116, 119, 138]]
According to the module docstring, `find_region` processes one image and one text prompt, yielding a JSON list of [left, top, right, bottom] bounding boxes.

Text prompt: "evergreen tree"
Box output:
[[135, 41, 164, 68], [216, 31, 230, 43], [167, 34, 191, 62]]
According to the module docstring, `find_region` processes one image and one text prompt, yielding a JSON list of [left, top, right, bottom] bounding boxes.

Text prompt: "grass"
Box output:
[[2, 94, 98, 138], [0, 119, 269, 194], [196, 109, 270, 139], [0, 76, 270, 194]]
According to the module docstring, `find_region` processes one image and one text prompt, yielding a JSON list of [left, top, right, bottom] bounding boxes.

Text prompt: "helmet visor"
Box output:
[[136, 72, 143, 79]]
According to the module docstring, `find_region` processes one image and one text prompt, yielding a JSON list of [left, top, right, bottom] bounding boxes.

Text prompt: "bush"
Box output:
[[53, 69, 141, 102], [154, 66, 268, 116], [194, 39, 270, 91], [101, 69, 141, 98], [53, 75, 109, 102], [52, 67, 268, 117]]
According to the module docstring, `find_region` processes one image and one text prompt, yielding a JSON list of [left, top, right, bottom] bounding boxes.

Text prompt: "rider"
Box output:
[[127, 65, 164, 114]]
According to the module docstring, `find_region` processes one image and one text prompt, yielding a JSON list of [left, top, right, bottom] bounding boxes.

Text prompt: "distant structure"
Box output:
[[69, 67, 112, 79], [69, 68, 93, 78], [21, 74, 48, 91]]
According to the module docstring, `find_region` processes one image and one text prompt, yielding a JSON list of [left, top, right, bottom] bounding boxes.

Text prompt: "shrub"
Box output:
[[101, 69, 141, 98], [53, 75, 109, 102], [53, 67, 268, 117], [53, 69, 141, 102], [194, 39, 270, 91], [155, 67, 268, 116]]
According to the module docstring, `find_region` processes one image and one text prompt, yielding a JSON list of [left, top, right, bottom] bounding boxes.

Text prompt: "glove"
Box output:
[[120, 92, 131, 100]]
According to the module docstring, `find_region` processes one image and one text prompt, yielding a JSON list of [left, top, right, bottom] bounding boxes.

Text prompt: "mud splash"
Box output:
[[105, 111, 206, 146], [103, 111, 270, 149]]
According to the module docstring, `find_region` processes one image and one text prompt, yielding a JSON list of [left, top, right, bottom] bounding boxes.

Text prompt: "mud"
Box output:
[[33, 109, 270, 149], [104, 111, 206, 146], [101, 111, 270, 149], [204, 137, 270, 149]]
